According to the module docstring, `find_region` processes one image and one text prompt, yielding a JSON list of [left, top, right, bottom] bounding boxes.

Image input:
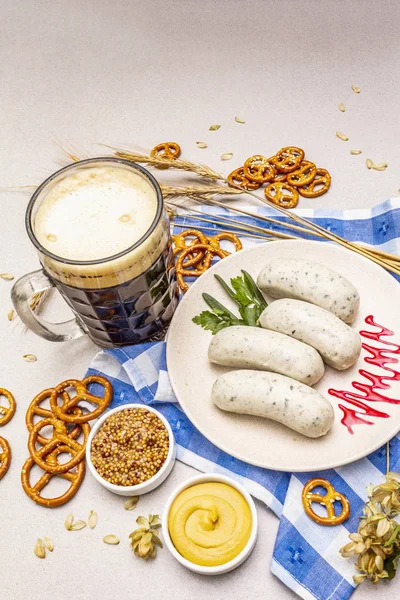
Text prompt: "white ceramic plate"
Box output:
[[166, 240, 400, 472]]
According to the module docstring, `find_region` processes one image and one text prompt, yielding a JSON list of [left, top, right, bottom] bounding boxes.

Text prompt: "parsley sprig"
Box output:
[[192, 270, 267, 334]]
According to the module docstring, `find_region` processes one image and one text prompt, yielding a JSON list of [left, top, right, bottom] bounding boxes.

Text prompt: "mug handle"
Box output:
[[11, 269, 86, 342]]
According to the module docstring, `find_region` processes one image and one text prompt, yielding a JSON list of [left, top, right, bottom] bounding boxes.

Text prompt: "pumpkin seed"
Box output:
[[34, 539, 45, 559], [366, 158, 373, 169], [235, 117, 245, 124], [0, 273, 14, 281], [65, 513, 74, 530], [196, 141, 207, 148], [336, 131, 349, 141], [221, 153, 233, 161], [350, 149, 362, 155], [209, 124, 221, 131], [338, 103, 346, 112], [23, 354, 37, 362], [124, 497, 139, 511], [103, 535, 120, 545], [43, 537, 54, 552], [88, 510, 97, 529], [352, 84, 361, 94]]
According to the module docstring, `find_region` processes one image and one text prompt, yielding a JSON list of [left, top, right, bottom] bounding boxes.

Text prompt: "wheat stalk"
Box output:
[[161, 184, 242, 199]]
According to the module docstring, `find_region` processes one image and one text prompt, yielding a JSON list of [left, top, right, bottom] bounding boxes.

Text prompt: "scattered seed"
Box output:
[[64, 513, 74, 530], [70, 520, 86, 531], [34, 538, 46, 559], [221, 152, 233, 161], [372, 162, 388, 171], [7, 309, 14, 321], [196, 141, 207, 149], [350, 149, 362, 155], [124, 496, 139, 511], [366, 158, 373, 169], [209, 124, 221, 131], [336, 131, 349, 141], [103, 535, 120, 545], [235, 116, 245, 124], [0, 273, 14, 281], [88, 510, 98, 529], [43, 537, 54, 552], [351, 84, 361, 94], [338, 103, 346, 112], [23, 354, 37, 362]]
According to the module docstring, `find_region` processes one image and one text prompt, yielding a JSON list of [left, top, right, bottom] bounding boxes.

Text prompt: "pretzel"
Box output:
[[172, 229, 208, 266], [49, 375, 113, 424], [176, 244, 227, 292], [287, 160, 317, 187], [273, 172, 287, 183], [302, 478, 350, 526], [273, 147, 305, 173], [0, 388, 16, 426], [21, 445, 85, 507], [26, 388, 82, 444], [150, 142, 181, 169], [213, 232, 242, 252], [0, 435, 11, 480], [298, 168, 331, 197], [243, 155, 276, 183], [227, 167, 262, 191], [264, 182, 299, 209], [28, 417, 89, 474]]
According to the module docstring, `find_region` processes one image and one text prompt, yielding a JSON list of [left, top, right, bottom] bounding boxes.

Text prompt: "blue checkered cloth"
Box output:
[[86, 199, 400, 600]]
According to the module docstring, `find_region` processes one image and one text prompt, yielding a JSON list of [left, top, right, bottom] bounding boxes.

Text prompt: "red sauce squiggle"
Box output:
[[328, 315, 400, 434]]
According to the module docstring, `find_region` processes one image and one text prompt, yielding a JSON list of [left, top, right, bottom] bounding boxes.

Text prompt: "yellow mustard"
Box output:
[[168, 482, 252, 566]]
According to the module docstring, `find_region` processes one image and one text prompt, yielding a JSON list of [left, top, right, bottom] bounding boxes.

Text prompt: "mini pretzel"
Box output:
[[173, 229, 208, 266], [227, 167, 262, 191], [243, 155, 276, 183], [302, 478, 350, 526], [273, 172, 287, 183], [28, 417, 89, 474], [0, 388, 16, 426], [176, 244, 227, 292], [26, 388, 82, 444], [274, 147, 305, 173], [298, 168, 331, 197], [49, 376, 113, 424], [287, 160, 317, 187], [21, 445, 85, 507], [264, 182, 299, 209], [0, 435, 11, 480], [213, 232, 242, 252], [150, 142, 181, 169]]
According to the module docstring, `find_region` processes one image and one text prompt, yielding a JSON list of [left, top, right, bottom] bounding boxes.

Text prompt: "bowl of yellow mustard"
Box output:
[[162, 473, 258, 574]]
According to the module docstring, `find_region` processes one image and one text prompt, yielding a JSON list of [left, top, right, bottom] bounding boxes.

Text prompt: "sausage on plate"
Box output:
[[212, 370, 334, 438]]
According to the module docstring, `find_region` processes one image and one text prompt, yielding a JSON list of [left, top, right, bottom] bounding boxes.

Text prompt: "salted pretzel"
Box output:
[[0, 388, 16, 426], [213, 232, 242, 253], [26, 388, 82, 445], [287, 160, 317, 187], [21, 445, 85, 507], [227, 167, 261, 191], [150, 142, 181, 169], [298, 168, 331, 198], [0, 435, 11, 480], [172, 229, 209, 267], [264, 181, 299, 209], [28, 417, 90, 474], [243, 155, 276, 183], [273, 146, 305, 173], [49, 375, 113, 424], [273, 172, 287, 183], [176, 244, 227, 292], [302, 478, 350, 526]]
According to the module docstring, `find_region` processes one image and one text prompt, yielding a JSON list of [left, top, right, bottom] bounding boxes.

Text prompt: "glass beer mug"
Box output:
[[12, 158, 178, 347]]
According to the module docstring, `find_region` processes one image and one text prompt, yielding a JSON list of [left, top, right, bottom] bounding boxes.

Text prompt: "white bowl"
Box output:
[[162, 473, 258, 575], [86, 403, 176, 496]]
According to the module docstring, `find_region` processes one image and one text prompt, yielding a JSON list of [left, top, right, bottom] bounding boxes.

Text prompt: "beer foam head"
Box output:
[[33, 164, 158, 261]]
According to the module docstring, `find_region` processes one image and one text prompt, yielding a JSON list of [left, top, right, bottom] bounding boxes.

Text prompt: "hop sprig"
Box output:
[[340, 472, 400, 584], [129, 514, 163, 560]]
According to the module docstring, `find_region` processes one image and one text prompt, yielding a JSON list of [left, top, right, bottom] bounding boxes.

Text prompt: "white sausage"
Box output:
[[208, 325, 324, 386], [212, 370, 334, 438], [257, 258, 360, 323], [259, 298, 361, 370]]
